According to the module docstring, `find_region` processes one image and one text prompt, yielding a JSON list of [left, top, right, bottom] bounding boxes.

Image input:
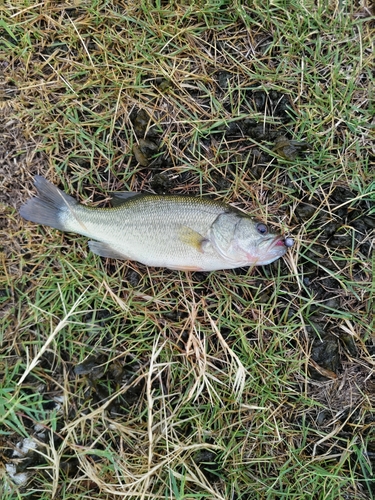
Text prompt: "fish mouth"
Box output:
[[266, 235, 294, 256], [247, 235, 293, 267], [268, 237, 287, 256], [272, 235, 294, 248]]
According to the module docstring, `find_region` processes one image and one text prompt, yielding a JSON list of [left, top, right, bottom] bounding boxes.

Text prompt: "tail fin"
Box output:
[[19, 176, 78, 231]]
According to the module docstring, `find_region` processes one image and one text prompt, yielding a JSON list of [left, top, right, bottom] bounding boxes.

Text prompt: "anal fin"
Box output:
[[167, 264, 204, 271], [88, 241, 130, 260]]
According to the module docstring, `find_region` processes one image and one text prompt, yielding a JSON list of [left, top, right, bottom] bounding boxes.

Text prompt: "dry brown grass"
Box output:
[[2, 1, 374, 499]]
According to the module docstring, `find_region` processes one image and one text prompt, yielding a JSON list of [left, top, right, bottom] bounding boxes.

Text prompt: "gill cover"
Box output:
[[209, 212, 248, 263]]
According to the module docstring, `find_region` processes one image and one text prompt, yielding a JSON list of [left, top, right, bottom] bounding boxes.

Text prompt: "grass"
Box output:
[[2, 0, 374, 498]]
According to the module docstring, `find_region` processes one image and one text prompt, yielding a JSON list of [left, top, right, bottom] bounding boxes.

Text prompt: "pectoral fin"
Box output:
[[178, 226, 209, 253], [88, 241, 130, 260]]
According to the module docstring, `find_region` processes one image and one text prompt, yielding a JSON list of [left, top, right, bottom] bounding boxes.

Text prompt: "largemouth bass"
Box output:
[[19, 176, 293, 271]]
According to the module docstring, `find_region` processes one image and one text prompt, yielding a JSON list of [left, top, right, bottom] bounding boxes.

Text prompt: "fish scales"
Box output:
[[60, 196, 236, 269], [19, 176, 294, 271]]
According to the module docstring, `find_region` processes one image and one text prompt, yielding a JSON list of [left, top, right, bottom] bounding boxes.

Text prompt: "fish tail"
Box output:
[[19, 176, 78, 231]]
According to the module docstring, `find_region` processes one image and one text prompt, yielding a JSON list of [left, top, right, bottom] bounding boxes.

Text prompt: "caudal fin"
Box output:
[[19, 176, 78, 232]]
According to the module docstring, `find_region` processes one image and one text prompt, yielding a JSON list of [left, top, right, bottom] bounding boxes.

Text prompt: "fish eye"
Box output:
[[256, 223, 268, 235]]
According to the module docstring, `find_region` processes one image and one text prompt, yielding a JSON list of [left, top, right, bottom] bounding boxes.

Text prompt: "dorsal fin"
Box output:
[[109, 191, 149, 207]]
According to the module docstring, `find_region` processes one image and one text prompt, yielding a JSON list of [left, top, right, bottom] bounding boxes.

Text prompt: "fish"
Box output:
[[19, 176, 294, 271]]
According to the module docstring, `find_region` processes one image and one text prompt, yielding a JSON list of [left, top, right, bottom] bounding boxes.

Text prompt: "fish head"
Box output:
[[210, 212, 293, 266]]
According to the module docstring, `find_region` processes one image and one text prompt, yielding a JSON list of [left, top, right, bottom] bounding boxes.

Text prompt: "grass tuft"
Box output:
[[2, 0, 374, 498]]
